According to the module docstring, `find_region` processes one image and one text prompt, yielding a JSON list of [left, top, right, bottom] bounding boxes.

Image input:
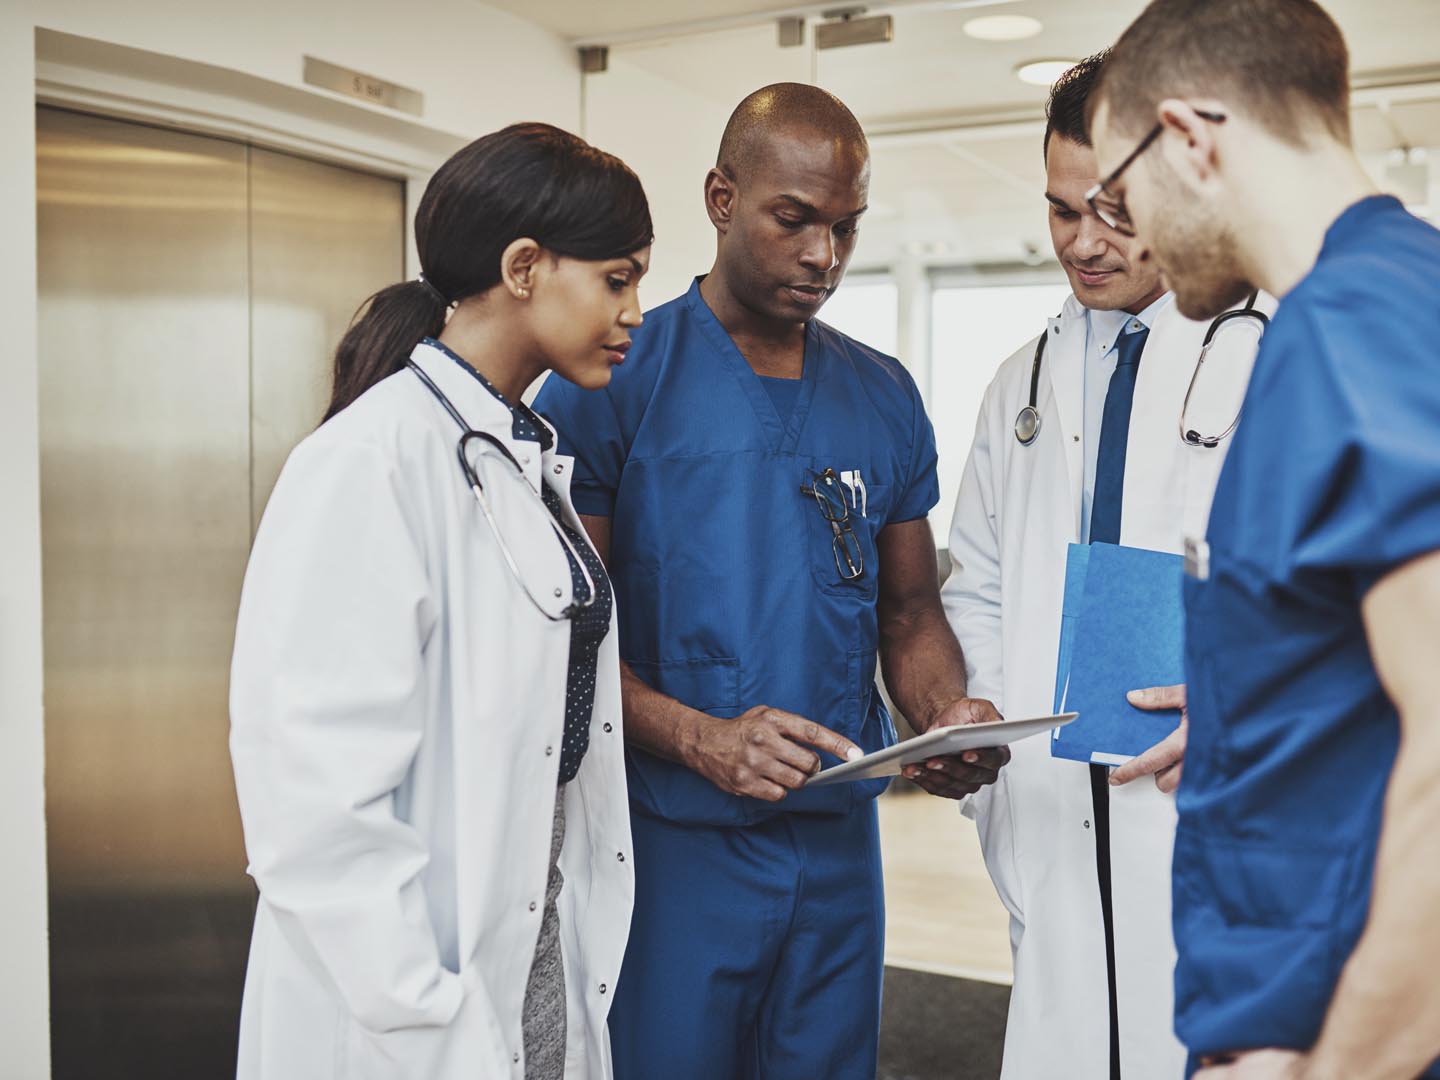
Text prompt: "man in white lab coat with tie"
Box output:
[[939, 53, 1272, 1080]]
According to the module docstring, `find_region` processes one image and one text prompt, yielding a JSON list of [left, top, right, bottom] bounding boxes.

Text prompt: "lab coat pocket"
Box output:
[[339, 978, 509, 1080]]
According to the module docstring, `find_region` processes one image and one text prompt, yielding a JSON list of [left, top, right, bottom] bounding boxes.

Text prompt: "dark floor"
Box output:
[[49, 891, 1008, 1079], [880, 966, 1009, 1080]]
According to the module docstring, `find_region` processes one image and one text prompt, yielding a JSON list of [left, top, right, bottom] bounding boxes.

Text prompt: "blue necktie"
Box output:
[[1089, 324, 1149, 545]]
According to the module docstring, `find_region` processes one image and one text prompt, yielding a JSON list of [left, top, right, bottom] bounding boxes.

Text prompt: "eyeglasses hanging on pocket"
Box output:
[[800, 467, 865, 582]]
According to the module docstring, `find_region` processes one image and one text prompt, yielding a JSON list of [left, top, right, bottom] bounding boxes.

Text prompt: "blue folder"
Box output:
[[1051, 542, 1185, 765]]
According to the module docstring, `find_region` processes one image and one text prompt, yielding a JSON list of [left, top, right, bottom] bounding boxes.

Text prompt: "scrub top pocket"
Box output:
[[798, 459, 885, 599], [627, 656, 743, 719]]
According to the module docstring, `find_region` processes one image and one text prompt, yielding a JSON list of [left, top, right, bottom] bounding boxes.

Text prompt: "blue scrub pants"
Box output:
[[609, 802, 885, 1080]]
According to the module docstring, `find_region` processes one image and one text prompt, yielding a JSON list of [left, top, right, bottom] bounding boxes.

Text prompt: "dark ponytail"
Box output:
[[324, 281, 448, 422], [323, 122, 653, 421]]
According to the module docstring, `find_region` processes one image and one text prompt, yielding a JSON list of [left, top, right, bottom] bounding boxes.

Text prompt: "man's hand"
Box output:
[[1110, 683, 1187, 793], [901, 697, 1010, 800], [1194, 1049, 1307, 1080], [684, 705, 863, 802]]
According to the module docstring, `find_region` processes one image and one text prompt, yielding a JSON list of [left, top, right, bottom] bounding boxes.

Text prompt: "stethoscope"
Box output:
[[1014, 292, 1269, 448], [406, 360, 597, 621]]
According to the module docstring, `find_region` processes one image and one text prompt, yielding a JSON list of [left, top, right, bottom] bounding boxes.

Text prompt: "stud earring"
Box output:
[[517, 287, 530, 299]]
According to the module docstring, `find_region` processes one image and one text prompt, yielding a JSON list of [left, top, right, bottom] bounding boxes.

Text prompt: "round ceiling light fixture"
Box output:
[[1015, 58, 1080, 87], [963, 14, 1043, 41]]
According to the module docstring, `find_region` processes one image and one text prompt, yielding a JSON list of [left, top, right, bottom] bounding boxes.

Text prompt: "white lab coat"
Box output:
[[942, 292, 1271, 1080], [229, 341, 633, 1080]]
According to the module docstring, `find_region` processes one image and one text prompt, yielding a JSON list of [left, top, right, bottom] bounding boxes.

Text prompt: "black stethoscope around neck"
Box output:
[[1014, 292, 1268, 449], [406, 359, 598, 621]]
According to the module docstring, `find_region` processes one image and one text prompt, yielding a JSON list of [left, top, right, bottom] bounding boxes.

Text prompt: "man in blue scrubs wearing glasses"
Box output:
[[536, 83, 1008, 1078], [1089, 1, 1440, 1077]]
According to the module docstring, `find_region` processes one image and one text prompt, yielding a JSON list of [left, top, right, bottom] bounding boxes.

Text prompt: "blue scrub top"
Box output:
[[1176, 196, 1440, 1073], [534, 278, 940, 824]]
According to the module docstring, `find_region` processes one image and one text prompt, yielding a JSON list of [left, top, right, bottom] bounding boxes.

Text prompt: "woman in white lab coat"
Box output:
[[228, 123, 651, 1080], [942, 289, 1270, 1079]]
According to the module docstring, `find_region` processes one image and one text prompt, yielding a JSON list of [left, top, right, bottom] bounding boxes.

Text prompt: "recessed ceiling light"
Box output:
[[1015, 59, 1079, 87], [963, 15, 1043, 41]]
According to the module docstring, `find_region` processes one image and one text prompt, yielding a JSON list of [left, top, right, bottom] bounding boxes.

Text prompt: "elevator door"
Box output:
[[37, 105, 405, 1080]]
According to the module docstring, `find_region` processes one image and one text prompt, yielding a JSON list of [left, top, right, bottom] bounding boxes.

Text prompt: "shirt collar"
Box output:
[[421, 337, 552, 449], [1084, 291, 1174, 352]]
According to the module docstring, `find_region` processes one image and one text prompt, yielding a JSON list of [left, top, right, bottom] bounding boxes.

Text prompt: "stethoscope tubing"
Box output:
[[406, 360, 598, 620], [1014, 293, 1266, 448]]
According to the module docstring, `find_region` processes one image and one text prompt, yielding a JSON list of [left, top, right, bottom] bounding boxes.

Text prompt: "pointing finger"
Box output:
[[773, 712, 863, 762]]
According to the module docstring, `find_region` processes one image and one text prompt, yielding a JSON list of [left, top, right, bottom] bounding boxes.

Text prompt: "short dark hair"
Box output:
[[1044, 51, 1109, 161], [717, 82, 868, 184], [324, 123, 652, 421], [1091, 0, 1350, 146]]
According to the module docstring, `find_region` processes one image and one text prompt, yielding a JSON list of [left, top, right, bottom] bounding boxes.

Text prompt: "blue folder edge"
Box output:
[[1051, 542, 1184, 765]]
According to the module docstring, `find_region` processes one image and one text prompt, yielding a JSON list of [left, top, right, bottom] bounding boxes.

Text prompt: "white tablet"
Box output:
[[804, 713, 1077, 787]]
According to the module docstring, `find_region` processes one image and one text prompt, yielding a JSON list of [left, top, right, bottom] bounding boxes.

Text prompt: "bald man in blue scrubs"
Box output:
[[1091, 1, 1440, 1077], [535, 83, 1008, 1078]]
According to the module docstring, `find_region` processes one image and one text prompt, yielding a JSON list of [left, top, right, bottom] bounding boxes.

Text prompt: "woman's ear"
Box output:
[[500, 238, 543, 300]]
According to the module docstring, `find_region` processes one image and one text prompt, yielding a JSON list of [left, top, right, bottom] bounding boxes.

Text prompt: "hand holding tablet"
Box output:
[[805, 713, 1077, 786]]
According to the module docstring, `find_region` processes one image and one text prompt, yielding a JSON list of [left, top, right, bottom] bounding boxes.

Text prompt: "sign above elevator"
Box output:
[[303, 56, 423, 116]]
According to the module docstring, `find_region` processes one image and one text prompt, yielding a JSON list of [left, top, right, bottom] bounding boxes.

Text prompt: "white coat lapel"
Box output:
[[408, 343, 577, 621], [1044, 297, 1088, 539]]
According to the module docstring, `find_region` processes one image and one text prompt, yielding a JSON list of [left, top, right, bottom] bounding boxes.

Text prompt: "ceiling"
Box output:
[[484, 0, 815, 41], [494, 0, 1440, 75], [537, 0, 1440, 270]]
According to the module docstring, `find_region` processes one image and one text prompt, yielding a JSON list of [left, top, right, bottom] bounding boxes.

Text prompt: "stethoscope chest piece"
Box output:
[[1014, 329, 1048, 446], [1014, 405, 1041, 446]]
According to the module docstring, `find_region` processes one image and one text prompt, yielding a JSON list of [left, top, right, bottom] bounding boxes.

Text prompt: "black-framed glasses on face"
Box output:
[[800, 467, 865, 581], [1085, 109, 1227, 236]]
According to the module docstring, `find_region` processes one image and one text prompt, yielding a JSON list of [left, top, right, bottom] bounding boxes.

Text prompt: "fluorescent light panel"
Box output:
[[963, 14, 1043, 40], [1015, 59, 1079, 86]]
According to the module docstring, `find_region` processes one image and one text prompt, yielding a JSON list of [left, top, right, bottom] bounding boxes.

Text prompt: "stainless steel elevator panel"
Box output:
[[37, 106, 405, 1079], [249, 145, 405, 525], [39, 108, 253, 893]]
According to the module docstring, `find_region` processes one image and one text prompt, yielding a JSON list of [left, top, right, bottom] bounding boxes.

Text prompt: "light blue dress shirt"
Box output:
[[1080, 293, 1173, 542]]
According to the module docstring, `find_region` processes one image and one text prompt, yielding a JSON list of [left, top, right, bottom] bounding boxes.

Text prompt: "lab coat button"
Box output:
[[553, 464, 563, 475], [545, 746, 554, 756], [1083, 820, 1091, 829], [529, 901, 537, 912], [599, 983, 608, 994], [617, 851, 625, 862], [513, 1052, 521, 1063], [603, 722, 613, 733], [553, 587, 563, 598]]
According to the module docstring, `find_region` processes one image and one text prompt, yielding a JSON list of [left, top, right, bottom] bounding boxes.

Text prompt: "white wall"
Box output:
[[582, 53, 725, 307], [0, 19, 49, 1080], [0, 3, 581, 1074], [581, 25, 811, 309], [28, 0, 579, 139]]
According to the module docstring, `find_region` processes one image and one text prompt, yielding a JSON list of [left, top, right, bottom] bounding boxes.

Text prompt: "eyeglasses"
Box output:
[[1085, 109, 1227, 236], [800, 467, 865, 582]]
